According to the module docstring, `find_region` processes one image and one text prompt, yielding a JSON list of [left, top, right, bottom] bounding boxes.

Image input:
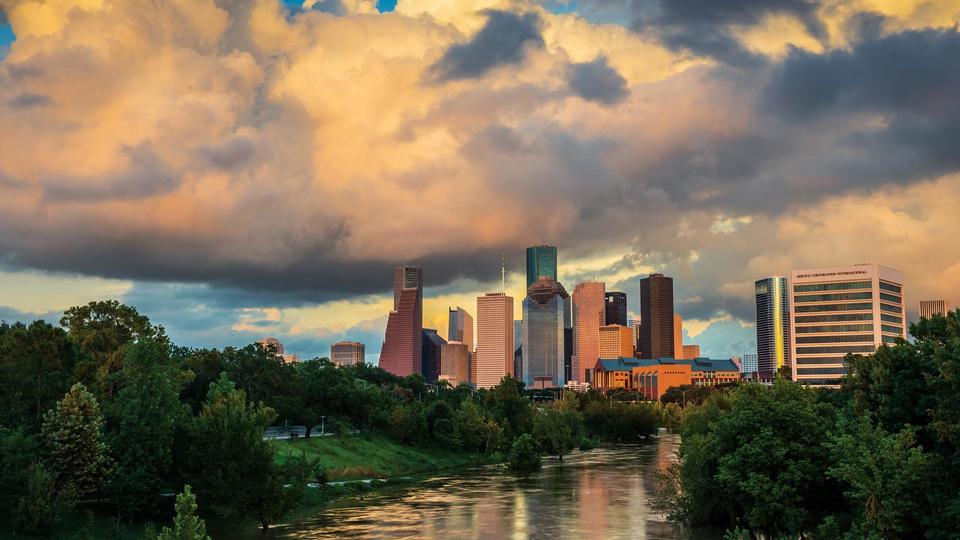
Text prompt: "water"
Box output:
[[268, 434, 698, 539]]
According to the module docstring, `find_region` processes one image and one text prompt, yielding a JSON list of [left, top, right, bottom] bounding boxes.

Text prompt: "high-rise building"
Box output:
[[572, 282, 605, 383], [755, 276, 791, 378], [742, 353, 758, 374], [522, 277, 569, 388], [258, 337, 300, 363], [920, 300, 950, 319], [639, 273, 674, 359], [683, 344, 701, 359], [790, 264, 906, 386], [476, 293, 514, 389], [380, 266, 423, 376], [448, 306, 475, 382], [331, 341, 365, 366], [673, 314, 684, 359], [439, 341, 470, 387], [604, 292, 627, 327], [422, 329, 446, 383], [599, 324, 634, 358], [627, 317, 641, 354], [526, 245, 558, 288]]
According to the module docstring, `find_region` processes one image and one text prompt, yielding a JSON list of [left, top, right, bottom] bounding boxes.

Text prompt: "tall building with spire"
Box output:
[[379, 266, 423, 376], [526, 245, 558, 288], [476, 293, 514, 389], [755, 276, 791, 378], [639, 273, 674, 359], [572, 282, 605, 383], [522, 277, 569, 388]]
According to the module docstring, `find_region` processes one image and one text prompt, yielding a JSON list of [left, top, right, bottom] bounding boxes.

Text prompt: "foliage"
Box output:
[[0, 426, 39, 518], [42, 382, 114, 498], [388, 401, 428, 445], [147, 485, 210, 540], [484, 375, 534, 443], [508, 433, 541, 471], [583, 400, 658, 441], [533, 406, 581, 460], [453, 399, 502, 454], [14, 463, 74, 536]]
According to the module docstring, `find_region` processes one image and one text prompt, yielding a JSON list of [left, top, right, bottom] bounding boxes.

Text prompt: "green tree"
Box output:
[[484, 375, 534, 442], [508, 433, 541, 472], [107, 339, 189, 517], [61, 301, 168, 398], [0, 426, 39, 517], [453, 399, 502, 454], [389, 401, 428, 445], [180, 374, 300, 529], [146, 485, 210, 540], [533, 406, 580, 460], [14, 463, 74, 536], [42, 382, 113, 498], [0, 321, 77, 430]]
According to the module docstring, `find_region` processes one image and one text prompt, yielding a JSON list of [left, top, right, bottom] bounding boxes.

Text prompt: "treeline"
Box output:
[[0, 301, 661, 537], [659, 311, 960, 539]]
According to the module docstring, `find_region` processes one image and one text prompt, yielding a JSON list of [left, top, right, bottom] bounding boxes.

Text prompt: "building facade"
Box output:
[[476, 293, 515, 389], [380, 266, 423, 376], [920, 300, 950, 319], [525, 244, 558, 288], [599, 324, 634, 358], [673, 314, 684, 359], [422, 329, 446, 383], [593, 357, 739, 399], [604, 292, 628, 327], [439, 341, 470, 387], [741, 353, 758, 375], [572, 282, 605, 384], [331, 341, 365, 367], [639, 273, 674, 359], [789, 264, 906, 386], [755, 276, 791, 379], [522, 277, 569, 389], [682, 344, 701, 359], [258, 337, 299, 363], [448, 306, 475, 382]]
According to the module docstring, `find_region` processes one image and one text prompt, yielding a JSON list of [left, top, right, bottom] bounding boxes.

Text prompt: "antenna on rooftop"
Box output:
[[501, 252, 506, 293]]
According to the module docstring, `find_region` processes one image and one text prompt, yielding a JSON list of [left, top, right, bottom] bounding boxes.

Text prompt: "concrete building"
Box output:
[[422, 329, 446, 383], [330, 341, 365, 367], [599, 324, 634, 358], [628, 317, 641, 353], [526, 244, 558, 288], [476, 293, 514, 389], [572, 281, 605, 384], [790, 264, 906, 386], [258, 337, 299, 363], [380, 266, 423, 376], [682, 344, 701, 359], [439, 341, 471, 387], [448, 306, 474, 381], [639, 274, 674, 359], [920, 300, 950, 319], [522, 277, 570, 389], [755, 276, 791, 379], [593, 357, 740, 399], [673, 314, 684, 359], [742, 353, 758, 375], [604, 292, 628, 327]]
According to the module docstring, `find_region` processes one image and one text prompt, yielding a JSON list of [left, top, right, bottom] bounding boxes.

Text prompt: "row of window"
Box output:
[[794, 292, 873, 303], [879, 282, 902, 293], [880, 303, 902, 314], [881, 324, 903, 334], [797, 345, 876, 354], [797, 367, 848, 375], [796, 334, 875, 344], [879, 292, 902, 304], [795, 323, 873, 334], [882, 335, 901, 344], [793, 281, 872, 293], [795, 313, 873, 323], [796, 357, 845, 365], [795, 302, 874, 313], [797, 377, 843, 385], [881, 314, 903, 324]]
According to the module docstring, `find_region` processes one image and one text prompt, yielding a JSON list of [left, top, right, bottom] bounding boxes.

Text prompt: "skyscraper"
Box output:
[[604, 292, 627, 327], [572, 281, 605, 383], [920, 300, 950, 319], [439, 341, 470, 387], [789, 264, 906, 386], [448, 306, 474, 382], [476, 293, 514, 389], [421, 329, 446, 383], [526, 245, 558, 288], [380, 266, 423, 377], [331, 341, 365, 366], [755, 276, 791, 378], [639, 273, 674, 359], [742, 353, 758, 374], [522, 277, 569, 388], [673, 314, 684, 359], [599, 324, 634, 358]]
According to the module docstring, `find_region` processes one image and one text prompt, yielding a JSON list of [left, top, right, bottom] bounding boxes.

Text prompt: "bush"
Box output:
[[578, 436, 599, 451], [508, 434, 541, 472], [15, 464, 74, 536]]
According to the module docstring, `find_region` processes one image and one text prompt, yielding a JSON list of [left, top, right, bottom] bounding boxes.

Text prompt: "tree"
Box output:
[[180, 374, 301, 529], [452, 399, 502, 454], [14, 464, 74, 536], [389, 401, 428, 445], [61, 301, 168, 398], [484, 375, 534, 443], [42, 382, 113, 498], [1, 427, 39, 520], [508, 433, 541, 472], [107, 339, 188, 517], [148, 485, 210, 540], [533, 406, 580, 460]]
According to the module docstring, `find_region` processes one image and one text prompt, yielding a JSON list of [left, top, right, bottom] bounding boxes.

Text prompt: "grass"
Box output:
[[272, 433, 496, 481]]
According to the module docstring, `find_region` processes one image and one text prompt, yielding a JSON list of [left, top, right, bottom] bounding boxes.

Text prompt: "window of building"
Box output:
[[795, 313, 873, 323], [794, 292, 873, 303], [793, 281, 872, 293], [880, 292, 902, 304], [795, 357, 845, 365], [882, 335, 900, 344], [879, 282, 902, 294], [794, 302, 874, 313], [796, 377, 843, 385], [796, 345, 876, 354], [880, 314, 903, 324], [881, 324, 903, 334], [797, 367, 848, 375], [880, 303, 902, 313], [796, 334, 875, 344], [794, 324, 874, 334]]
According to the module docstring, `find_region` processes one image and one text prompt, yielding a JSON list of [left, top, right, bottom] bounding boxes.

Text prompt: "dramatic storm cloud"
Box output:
[[0, 0, 959, 358]]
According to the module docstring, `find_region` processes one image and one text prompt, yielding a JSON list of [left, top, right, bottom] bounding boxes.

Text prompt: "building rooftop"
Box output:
[[596, 356, 740, 373]]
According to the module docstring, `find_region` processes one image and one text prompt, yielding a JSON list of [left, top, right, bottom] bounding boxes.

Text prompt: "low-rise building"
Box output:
[[593, 356, 742, 399], [331, 341, 365, 366]]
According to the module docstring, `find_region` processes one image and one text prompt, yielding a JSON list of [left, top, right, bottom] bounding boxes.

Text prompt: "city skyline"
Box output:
[[0, 0, 958, 364]]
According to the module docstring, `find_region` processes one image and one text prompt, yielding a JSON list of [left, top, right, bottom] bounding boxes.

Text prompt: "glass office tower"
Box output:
[[526, 245, 558, 288], [522, 277, 569, 388], [755, 276, 791, 378]]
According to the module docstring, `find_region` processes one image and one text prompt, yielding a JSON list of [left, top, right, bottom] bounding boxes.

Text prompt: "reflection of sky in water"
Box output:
[[262, 434, 710, 539]]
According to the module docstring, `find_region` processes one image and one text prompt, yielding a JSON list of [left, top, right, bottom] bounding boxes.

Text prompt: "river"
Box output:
[[266, 433, 709, 539]]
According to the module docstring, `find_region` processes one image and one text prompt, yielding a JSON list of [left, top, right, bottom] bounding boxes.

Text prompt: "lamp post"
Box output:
[[320, 415, 326, 437]]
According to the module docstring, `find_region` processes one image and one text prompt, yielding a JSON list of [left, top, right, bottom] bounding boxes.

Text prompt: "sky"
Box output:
[[0, 0, 958, 362]]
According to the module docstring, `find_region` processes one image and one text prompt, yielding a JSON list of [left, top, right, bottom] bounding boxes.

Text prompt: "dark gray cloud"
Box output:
[[8, 93, 51, 109], [428, 10, 544, 82], [567, 56, 629, 105], [38, 144, 181, 202]]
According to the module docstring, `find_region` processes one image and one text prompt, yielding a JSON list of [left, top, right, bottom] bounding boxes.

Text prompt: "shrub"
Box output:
[[508, 434, 541, 472]]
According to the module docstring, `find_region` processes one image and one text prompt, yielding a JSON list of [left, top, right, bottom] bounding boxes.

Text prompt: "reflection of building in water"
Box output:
[[577, 468, 611, 538]]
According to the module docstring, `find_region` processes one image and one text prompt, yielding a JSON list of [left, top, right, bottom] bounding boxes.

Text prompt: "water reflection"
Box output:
[[268, 434, 692, 539]]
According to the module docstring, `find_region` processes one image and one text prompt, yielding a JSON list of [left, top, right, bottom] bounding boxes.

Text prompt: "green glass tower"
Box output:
[[526, 245, 558, 288]]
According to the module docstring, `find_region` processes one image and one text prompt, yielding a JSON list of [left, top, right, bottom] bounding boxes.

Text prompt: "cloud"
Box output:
[[8, 93, 50, 109], [427, 10, 544, 81], [567, 56, 628, 104]]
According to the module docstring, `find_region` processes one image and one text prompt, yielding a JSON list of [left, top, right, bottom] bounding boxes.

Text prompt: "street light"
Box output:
[[320, 415, 326, 437]]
